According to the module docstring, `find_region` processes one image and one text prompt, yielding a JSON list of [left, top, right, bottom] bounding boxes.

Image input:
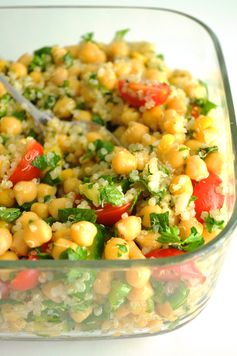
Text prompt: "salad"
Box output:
[[0, 29, 226, 336]]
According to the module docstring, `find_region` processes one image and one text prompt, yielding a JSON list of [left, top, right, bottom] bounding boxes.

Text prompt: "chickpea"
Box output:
[[65, 45, 80, 58], [122, 122, 149, 145], [51, 46, 67, 64], [127, 282, 154, 302], [166, 96, 187, 115], [50, 67, 68, 86], [13, 181, 37, 206], [185, 155, 209, 181], [93, 270, 112, 295], [145, 68, 161, 81], [97, 66, 117, 90], [16, 211, 39, 227], [52, 227, 71, 242], [67, 77, 80, 96], [169, 69, 192, 90], [160, 145, 189, 170], [138, 205, 162, 228], [42, 280, 65, 303], [156, 302, 174, 319], [112, 149, 137, 175], [0, 228, 12, 255], [48, 198, 73, 219], [17, 53, 32, 67], [23, 218, 52, 248], [0, 251, 18, 260], [11, 230, 29, 256], [71, 221, 97, 247], [0, 116, 22, 135], [10, 62, 27, 78], [31, 202, 49, 219], [169, 175, 193, 195], [108, 41, 129, 58], [142, 106, 164, 131], [205, 151, 224, 175], [0, 82, 7, 97], [185, 82, 206, 99], [30, 71, 43, 84], [37, 183, 57, 201], [127, 240, 145, 259], [185, 139, 203, 155], [121, 106, 140, 125], [53, 96, 76, 119], [202, 228, 220, 243], [70, 307, 93, 323], [179, 217, 203, 239], [136, 231, 161, 252], [104, 237, 129, 260], [78, 42, 106, 63], [52, 238, 78, 259], [0, 220, 11, 229], [129, 58, 144, 76], [133, 151, 150, 170], [115, 216, 142, 241], [141, 134, 159, 146], [63, 177, 80, 194], [0, 188, 15, 207], [163, 109, 185, 134], [194, 116, 218, 144], [74, 110, 91, 122], [126, 267, 151, 288], [157, 134, 176, 153]]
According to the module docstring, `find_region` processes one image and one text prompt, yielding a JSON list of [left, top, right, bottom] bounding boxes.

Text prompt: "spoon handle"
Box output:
[[0, 73, 52, 125]]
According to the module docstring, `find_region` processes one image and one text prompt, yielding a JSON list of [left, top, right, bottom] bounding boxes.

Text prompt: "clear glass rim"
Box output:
[[0, 5, 236, 269]]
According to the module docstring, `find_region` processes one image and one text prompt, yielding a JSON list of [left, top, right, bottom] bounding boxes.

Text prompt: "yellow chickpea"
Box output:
[[51, 46, 67, 64], [97, 66, 117, 90], [17, 53, 33, 67], [127, 282, 154, 302], [138, 205, 162, 228], [16, 211, 39, 227], [202, 228, 220, 243], [52, 227, 71, 242], [178, 217, 203, 239], [194, 116, 218, 144], [127, 240, 145, 259], [108, 41, 130, 58], [163, 109, 185, 134], [122, 122, 149, 145], [37, 183, 57, 201], [65, 45, 80, 58], [169, 69, 192, 90], [145, 68, 161, 81], [142, 106, 164, 131], [115, 216, 142, 241], [0, 116, 22, 135], [31, 202, 49, 219], [23, 218, 52, 248], [52, 238, 78, 259], [48, 198, 73, 219], [30, 71, 43, 84], [136, 231, 161, 252], [93, 270, 112, 295], [185, 155, 209, 181], [0, 188, 15, 207], [11, 230, 29, 256], [53, 96, 76, 119], [112, 149, 137, 175], [0, 82, 7, 97], [0, 220, 11, 229], [126, 267, 151, 288], [63, 177, 80, 194], [104, 237, 129, 260], [78, 42, 106, 63], [10, 62, 27, 78], [160, 145, 189, 170], [50, 67, 68, 86], [13, 181, 37, 206], [169, 175, 193, 195], [0, 228, 12, 255], [121, 106, 140, 125], [205, 151, 224, 175], [185, 139, 203, 155], [71, 221, 97, 247], [0, 251, 18, 260], [67, 77, 81, 96], [70, 307, 93, 323], [133, 151, 150, 171], [74, 110, 91, 122], [166, 96, 187, 115]]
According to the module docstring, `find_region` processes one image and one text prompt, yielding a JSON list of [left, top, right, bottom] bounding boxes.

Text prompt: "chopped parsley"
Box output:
[[32, 152, 61, 171], [0, 207, 21, 222], [197, 145, 218, 159], [114, 28, 130, 41], [156, 53, 165, 60], [109, 280, 131, 311], [12, 110, 26, 121], [41, 170, 61, 186], [92, 115, 106, 126], [62, 52, 74, 68], [58, 208, 97, 223], [116, 244, 128, 257], [60, 246, 88, 260], [28, 46, 52, 72], [204, 214, 224, 233], [99, 185, 124, 206], [0, 94, 11, 118], [44, 95, 57, 109], [191, 98, 217, 116], [81, 32, 94, 42], [82, 139, 114, 162]]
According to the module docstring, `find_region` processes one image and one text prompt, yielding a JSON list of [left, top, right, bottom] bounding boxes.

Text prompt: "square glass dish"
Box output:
[[0, 6, 236, 339]]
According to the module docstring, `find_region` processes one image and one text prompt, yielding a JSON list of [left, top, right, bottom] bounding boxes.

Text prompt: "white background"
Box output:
[[0, 1, 237, 355]]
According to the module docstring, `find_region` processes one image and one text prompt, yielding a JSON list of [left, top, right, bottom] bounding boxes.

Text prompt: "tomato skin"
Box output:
[[9, 140, 44, 185], [11, 269, 40, 291], [118, 80, 170, 108], [193, 172, 224, 222], [146, 248, 205, 285], [95, 202, 131, 225]]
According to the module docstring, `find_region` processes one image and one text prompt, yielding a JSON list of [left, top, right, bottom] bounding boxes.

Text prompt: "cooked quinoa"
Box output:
[[0, 29, 226, 336]]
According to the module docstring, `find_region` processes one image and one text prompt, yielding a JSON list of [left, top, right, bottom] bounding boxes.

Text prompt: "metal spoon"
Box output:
[[0, 73, 120, 145]]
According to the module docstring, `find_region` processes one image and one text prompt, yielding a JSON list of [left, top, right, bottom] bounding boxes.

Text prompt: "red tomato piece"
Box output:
[[95, 202, 131, 225], [118, 80, 170, 108], [193, 172, 224, 222], [9, 140, 44, 185], [11, 269, 40, 291], [146, 248, 206, 285]]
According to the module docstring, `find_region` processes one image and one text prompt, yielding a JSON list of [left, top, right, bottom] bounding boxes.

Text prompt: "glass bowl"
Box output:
[[0, 5, 236, 340]]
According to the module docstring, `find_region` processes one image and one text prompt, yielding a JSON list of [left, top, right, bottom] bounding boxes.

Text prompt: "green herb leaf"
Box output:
[[94, 139, 114, 161], [156, 53, 164, 60], [63, 52, 74, 68], [23, 87, 43, 103], [0, 207, 21, 222], [197, 145, 218, 159], [189, 195, 197, 203], [92, 115, 106, 126], [88, 224, 105, 259], [34, 47, 52, 56], [44, 216, 56, 226], [81, 32, 94, 42], [28, 47, 52, 72], [181, 227, 204, 252], [12, 111, 26, 121], [109, 280, 131, 311], [116, 243, 128, 257], [27, 129, 38, 139], [129, 190, 142, 212], [191, 98, 217, 115], [58, 208, 97, 223], [204, 214, 224, 233], [151, 212, 180, 242], [99, 185, 124, 206], [41, 170, 61, 186], [114, 28, 130, 41], [167, 281, 189, 310], [20, 200, 36, 211], [32, 152, 61, 171], [60, 246, 88, 260], [44, 95, 57, 109]]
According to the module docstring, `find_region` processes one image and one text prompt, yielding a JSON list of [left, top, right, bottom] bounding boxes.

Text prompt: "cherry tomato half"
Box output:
[[95, 202, 131, 225], [146, 248, 205, 285], [11, 269, 40, 291], [118, 80, 170, 108], [9, 140, 44, 185], [193, 172, 224, 222]]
